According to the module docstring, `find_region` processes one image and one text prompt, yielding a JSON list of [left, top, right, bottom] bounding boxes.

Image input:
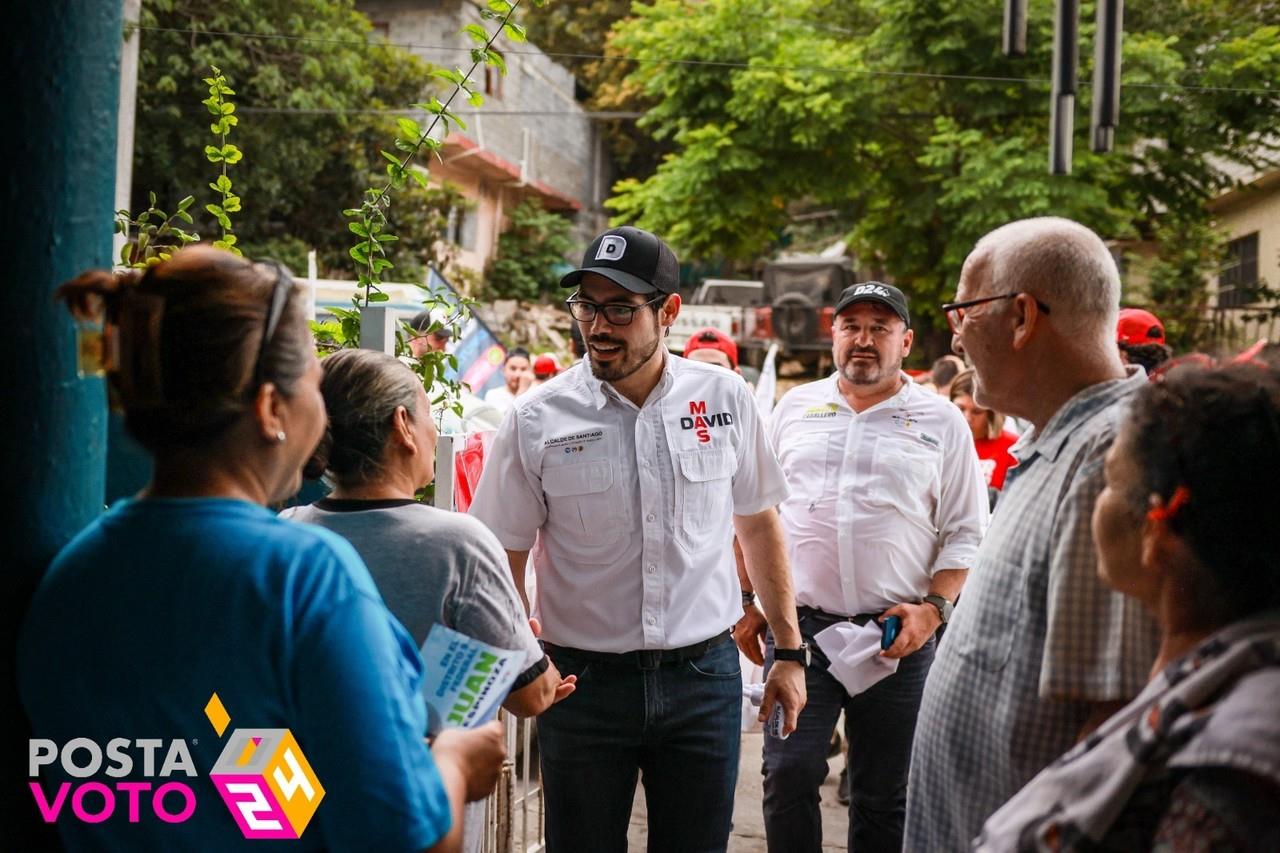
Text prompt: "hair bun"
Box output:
[[54, 268, 141, 322]]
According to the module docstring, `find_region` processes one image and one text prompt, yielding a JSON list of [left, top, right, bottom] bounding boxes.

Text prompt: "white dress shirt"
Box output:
[[470, 355, 789, 652], [770, 373, 988, 616]]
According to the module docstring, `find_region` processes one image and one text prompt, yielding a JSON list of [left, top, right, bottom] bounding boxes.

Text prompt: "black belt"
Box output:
[[544, 629, 732, 670], [796, 605, 879, 627]]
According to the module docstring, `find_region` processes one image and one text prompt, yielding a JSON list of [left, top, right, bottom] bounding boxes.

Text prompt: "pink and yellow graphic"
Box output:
[[205, 693, 324, 839]]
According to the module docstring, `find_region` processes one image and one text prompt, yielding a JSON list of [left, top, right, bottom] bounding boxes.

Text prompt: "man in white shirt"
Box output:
[[482, 347, 532, 413], [469, 225, 807, 853], [748, 282, 988, 853]]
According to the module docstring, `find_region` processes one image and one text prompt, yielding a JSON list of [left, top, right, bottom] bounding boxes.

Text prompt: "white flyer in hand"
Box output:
[[421, 623, 521, 734], [813, 621, 898, 698]]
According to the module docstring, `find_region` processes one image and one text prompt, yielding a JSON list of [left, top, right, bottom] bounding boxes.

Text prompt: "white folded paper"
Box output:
[[813, 621, 899, 697]]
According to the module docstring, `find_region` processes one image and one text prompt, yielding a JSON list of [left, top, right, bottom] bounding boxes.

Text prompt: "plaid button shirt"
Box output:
[[905, 368, 1160, 851]]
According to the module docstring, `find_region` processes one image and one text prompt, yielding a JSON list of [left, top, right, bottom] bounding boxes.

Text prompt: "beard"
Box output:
[[838, 349, 896, 386], [588, 316, 662, 383]]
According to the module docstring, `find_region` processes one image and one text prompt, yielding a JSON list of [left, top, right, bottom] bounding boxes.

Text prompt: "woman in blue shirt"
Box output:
[[18, 246, 502, 852]]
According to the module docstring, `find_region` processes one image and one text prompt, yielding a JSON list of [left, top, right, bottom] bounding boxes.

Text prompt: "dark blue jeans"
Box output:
[[538, 638, 742, 853], [761, 613, 935, 853]]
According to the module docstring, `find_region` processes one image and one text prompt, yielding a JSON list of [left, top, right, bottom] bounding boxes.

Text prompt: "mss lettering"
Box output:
[[679, 400, 734, 444]]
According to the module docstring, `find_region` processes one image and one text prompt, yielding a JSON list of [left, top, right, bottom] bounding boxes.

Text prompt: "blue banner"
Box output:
[[428, 268, 506, 396]]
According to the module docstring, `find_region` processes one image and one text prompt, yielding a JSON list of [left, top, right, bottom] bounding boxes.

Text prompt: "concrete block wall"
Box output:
[[359, 0, 605, 222]]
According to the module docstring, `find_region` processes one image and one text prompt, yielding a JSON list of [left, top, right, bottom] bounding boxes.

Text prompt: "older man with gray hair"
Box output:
[[904, 217, 1160, 849]]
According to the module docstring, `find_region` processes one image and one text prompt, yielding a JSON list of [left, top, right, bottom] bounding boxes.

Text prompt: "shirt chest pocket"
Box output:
[[676, 447, 735, 553], [781, 432, 832, 505], [542, 460, 625, 556], [950, 556, 1028, 673], [872, 435, 939, 515]]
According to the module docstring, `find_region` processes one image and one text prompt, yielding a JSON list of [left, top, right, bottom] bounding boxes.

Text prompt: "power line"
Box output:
[[128, 23, 1278, 96], [235, 106, 645, 118]]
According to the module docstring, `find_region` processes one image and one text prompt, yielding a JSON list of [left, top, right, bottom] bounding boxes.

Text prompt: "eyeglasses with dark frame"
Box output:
[[941, 292, 1051, 333], [565, 292, 668, 326], [252, 261, 294, 388]]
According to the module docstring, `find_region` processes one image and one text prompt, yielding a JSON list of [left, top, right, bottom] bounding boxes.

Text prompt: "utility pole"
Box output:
[[3, 0, 123, 844], [115, 0, 142, 259]]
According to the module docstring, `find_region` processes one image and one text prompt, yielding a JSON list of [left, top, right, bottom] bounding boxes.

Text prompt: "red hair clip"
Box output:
[[1147, 485, 1191, 523]]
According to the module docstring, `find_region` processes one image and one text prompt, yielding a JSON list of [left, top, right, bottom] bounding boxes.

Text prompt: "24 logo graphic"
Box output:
[[204, 693, 325, 839]]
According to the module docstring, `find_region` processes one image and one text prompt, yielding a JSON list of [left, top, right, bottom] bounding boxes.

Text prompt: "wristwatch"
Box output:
[[923, 594, 954, 624], [773, 643, 810, 666], [741, 590, 756, 608]]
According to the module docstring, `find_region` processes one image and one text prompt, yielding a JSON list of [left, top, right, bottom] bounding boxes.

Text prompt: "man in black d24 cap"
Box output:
[[757, 280, 988, 853]]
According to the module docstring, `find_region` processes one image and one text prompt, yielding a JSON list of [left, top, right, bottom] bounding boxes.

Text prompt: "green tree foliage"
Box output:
[[1145, 217, 1225, 348], [531, 0, 664, 178], [133, 0, 449, 277], [607, 0, 1280, 333], [484, 198, 576, 300]]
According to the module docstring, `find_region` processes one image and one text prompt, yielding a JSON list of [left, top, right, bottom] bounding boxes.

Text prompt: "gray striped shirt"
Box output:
[[905, 368, 1160, 850]]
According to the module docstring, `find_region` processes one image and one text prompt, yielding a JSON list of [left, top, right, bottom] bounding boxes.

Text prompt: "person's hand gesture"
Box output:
[[530, 617, 577, 703]]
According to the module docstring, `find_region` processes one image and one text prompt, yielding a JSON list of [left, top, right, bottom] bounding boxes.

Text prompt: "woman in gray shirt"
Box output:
[[283, 348, 572, 717]]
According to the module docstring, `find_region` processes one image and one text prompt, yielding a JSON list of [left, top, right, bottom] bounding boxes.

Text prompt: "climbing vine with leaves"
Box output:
[[323, 0, 541, 425], [114, 191, 199, 268], [343, 0, 531, 309], [115, 68, 244, 267], [202, 67, 242, 254]]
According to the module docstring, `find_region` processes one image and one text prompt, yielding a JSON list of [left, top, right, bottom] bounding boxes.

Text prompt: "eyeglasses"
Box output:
[[941, 292, 1051, 333], [566, 292, 668, 325], [252, 261, 294, 387]]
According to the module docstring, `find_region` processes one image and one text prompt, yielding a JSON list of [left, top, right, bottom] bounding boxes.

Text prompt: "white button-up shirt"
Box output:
[[770, 374, 988, 616], [470, 355, 789, 652]]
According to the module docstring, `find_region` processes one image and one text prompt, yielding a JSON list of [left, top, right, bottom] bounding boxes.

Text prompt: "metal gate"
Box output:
[[472, 712, 545, 853]]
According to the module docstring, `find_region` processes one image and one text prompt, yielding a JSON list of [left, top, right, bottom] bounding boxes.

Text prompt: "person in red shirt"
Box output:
[[949, 368, 1018, 491]]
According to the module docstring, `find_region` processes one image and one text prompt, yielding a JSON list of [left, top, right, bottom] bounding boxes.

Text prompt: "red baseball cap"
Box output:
[[683, 327, 738, 369], [1117, 308, 1165, 346], [533, 354, 560, 378]]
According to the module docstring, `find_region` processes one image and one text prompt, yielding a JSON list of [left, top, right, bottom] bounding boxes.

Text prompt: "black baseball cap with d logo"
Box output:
[[559, 226, 680, 295], [833, 281, 911, 327]]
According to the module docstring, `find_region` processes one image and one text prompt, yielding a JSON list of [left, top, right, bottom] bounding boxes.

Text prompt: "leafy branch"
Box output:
[[343, 0, 532, 309], [115, 191, 199, 268], [116, 65, 244, 268], [310, 283, 477, 423], [202, 66, 242, 254], [404, 289, 477, 421]]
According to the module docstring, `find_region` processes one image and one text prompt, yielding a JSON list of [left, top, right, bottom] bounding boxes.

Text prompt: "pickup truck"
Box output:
[[666, 278, 763, 353], [741, 257, 853, 371]]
